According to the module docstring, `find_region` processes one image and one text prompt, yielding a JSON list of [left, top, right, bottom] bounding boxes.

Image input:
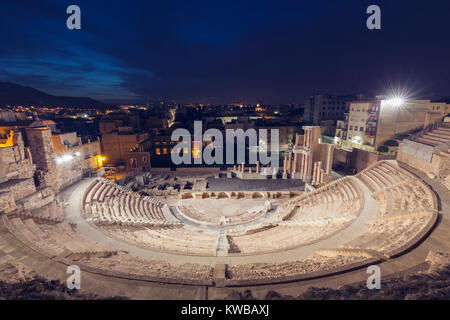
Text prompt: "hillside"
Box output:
[[0, 82, 107, 108]]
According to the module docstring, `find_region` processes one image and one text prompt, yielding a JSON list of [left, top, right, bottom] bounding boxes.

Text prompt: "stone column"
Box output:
[[296, 133, 301, 147], [293, 153, 298, 173], [316, 161, 322, 183], [305, 130, 309, 148], [303, 154, 308, 177], [306, 155, 312, 182], [312, 162, 317, 184], [301, 154, 306, 177], [325, 145, 334, 174], [288, 152, 292, 172], [308, 129, 312, 148]]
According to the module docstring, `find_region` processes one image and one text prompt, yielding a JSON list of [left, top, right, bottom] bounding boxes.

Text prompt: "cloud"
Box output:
[[1, 0, 450, 103]]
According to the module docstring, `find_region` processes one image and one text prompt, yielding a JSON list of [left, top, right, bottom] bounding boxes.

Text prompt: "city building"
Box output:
[[335, 99, 450, 153], [101, 129, 149, 165], [99, 119, 123, 134], [124, 151, 151, 173], [125, 131, 204, 171], [303, 93, 366, 126]]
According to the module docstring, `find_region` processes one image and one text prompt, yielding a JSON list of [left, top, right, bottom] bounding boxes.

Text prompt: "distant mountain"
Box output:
[[0, 82, 107, 108]]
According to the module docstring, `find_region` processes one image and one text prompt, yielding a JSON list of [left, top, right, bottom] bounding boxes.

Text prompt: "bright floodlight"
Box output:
[[56, 154, 74, 164], [386, 97, 405, 107]]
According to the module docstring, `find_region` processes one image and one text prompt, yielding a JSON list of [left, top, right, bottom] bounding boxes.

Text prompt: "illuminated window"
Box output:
[[163, 148, 168, 155], [192, 141, 201, 159], [156, 148, 161, 155]]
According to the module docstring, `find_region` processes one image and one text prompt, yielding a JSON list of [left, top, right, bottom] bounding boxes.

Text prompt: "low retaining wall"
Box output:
[[224, 257, 382, 287], [149, 167, 221, 175], [178, 190, 303, 200]]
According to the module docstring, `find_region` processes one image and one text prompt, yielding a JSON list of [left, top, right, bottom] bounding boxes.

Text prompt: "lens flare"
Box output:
[[385, 97, 405, 107]]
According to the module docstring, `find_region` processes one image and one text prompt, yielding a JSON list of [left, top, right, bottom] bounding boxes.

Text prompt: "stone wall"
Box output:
[[56, 162, 83, 190], [333, 148, 395, 172], [397, 141, 450, 177], [0, 191, 16, 214], [0, 132, 39, 214], [0, 133, 35, 183], [70, 140, 101, 171], [26, 128, 55, 171], [399, 139, 434, 162], [15, 187, 55, 212], [0, 126, 90, 215], [0, 178, 36, 202]]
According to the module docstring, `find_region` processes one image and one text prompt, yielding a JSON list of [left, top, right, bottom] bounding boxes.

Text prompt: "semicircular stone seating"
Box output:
[[82, 178, 220, 256], [83, 178, 178, 226], [1, 160, 439, 283], [225, 177, 363, 255], [3, 160, 435, 283], [226, 161, 438, 281], [80, 160, 437, 265], [4, 215, 112, 257], [338, 160, 437, 254], [2, 214, 214, 282]]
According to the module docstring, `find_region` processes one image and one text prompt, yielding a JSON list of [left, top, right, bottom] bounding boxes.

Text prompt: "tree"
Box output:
[[377, 146, 389, 153], [384, 140, 399, 147]]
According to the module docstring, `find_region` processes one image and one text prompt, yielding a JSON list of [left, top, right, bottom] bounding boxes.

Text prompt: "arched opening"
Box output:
[[181, 193, 193, 199], [217, 192, 228, 199], [252, 192, 263, 199]]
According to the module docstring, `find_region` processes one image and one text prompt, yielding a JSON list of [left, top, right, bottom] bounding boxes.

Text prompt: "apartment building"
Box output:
[[335, 99, 450, 153]]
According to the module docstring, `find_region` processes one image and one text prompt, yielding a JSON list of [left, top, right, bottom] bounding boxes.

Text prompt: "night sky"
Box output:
[[1, 0, 450, 104]]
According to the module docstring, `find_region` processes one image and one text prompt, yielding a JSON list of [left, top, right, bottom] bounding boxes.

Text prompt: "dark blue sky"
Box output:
[[1, 0, 450, 104]]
